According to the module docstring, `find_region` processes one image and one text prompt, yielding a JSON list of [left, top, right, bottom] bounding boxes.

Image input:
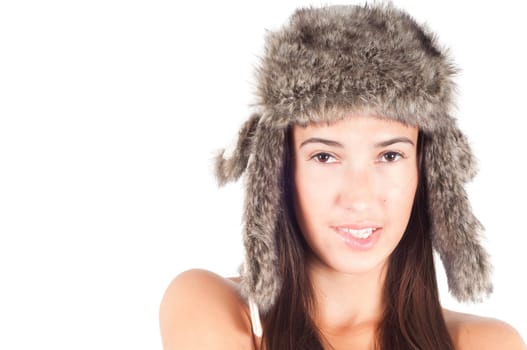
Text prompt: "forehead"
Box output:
[[292, 114, 418, 142]]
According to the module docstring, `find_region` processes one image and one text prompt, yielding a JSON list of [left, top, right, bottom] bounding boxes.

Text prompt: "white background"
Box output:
[[1, 0, 526, 349]]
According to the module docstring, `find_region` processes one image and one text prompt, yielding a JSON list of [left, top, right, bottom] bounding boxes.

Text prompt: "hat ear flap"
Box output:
[[425, 122, 493, 302], [214, 113, 261, 185], [239, 122, 285, 313]]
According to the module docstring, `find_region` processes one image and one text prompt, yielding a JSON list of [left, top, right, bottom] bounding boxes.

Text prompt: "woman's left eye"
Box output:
[[380, 151, 403, 162]]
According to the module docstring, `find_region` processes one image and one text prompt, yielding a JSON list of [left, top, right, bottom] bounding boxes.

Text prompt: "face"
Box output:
[[292, 114, 419, 275]]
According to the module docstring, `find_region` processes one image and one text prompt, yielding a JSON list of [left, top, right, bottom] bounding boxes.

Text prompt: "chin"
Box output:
[[318, 253, 390, 276], [339, 259, 388, 276]]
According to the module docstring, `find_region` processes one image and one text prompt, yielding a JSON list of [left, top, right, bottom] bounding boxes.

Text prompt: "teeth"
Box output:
[[338, 227, 375, 239]]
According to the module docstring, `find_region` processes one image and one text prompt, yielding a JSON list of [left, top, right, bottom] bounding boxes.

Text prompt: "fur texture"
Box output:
[[214, 113, 261, 185], [215, 3, 492, 313]]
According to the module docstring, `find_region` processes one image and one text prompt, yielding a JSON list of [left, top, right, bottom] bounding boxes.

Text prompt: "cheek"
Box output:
[[294, 171, 319, 220], [296, 175, 329, 203], [294, 164, 341, 212], [379, 168, 418, 219], [293, 165, 338, 231]]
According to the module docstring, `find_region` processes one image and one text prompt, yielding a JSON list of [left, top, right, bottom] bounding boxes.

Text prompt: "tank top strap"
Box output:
[[248, 297, 263, 338]]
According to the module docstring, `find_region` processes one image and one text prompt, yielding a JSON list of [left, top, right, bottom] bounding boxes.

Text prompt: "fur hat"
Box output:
[[215, 3, 492, 314]]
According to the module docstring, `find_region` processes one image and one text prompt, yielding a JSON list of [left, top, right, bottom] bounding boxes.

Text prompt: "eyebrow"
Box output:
[[299, 137, 343, 148], [374, 137, 415, 148], [299, 137, 415, 148]]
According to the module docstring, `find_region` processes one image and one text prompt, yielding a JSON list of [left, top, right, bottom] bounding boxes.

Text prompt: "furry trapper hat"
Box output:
[[215, 3, 492, 314]]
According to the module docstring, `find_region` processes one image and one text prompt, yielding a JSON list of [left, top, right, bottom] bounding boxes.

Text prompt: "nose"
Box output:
[[337, 164, 375, 211]]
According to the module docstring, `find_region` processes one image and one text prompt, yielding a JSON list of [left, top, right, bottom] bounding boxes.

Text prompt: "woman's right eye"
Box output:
[[311, 152, 336, 163]]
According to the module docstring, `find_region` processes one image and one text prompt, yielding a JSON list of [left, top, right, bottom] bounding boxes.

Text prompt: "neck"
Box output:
[[308, 255, 388, 336]]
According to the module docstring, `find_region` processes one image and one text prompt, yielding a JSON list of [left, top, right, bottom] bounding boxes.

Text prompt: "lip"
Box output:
[[332, 225, 382, 251], [332, 223, 382, 230]]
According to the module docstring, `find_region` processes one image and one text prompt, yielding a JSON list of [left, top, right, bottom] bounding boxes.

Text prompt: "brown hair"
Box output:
[[260, 129, 456, 350]]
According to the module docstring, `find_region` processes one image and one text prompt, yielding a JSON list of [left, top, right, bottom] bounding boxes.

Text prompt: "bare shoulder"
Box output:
[[443, 308, 527, 350], [159, 269, 254, 350]]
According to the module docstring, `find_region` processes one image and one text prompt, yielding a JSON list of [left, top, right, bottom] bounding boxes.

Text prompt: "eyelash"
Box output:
[[379, 151, 404, 163], [311, 152, 337, 163], [310, 151, 405, 164]]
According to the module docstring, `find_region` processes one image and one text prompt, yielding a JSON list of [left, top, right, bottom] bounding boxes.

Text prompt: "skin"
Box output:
[[292, 114, 418, 342], [160, 270, 527, 350], [159, 115, 527, 350]]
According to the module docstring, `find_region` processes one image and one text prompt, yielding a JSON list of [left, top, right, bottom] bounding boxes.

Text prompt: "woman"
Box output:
[[160, 3, 526, 349]]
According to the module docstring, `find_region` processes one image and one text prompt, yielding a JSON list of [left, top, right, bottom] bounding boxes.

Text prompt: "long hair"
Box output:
[[260, 129, 456, 350]]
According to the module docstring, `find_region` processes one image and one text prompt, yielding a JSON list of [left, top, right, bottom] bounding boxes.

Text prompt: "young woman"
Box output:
[[160, 4, 527, 349]]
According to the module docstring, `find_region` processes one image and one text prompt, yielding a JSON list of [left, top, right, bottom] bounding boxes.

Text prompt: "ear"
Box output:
[[214, 113, 261, 186]]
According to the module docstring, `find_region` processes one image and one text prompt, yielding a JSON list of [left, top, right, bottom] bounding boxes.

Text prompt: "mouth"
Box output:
[[332, 226, 381, 240]]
